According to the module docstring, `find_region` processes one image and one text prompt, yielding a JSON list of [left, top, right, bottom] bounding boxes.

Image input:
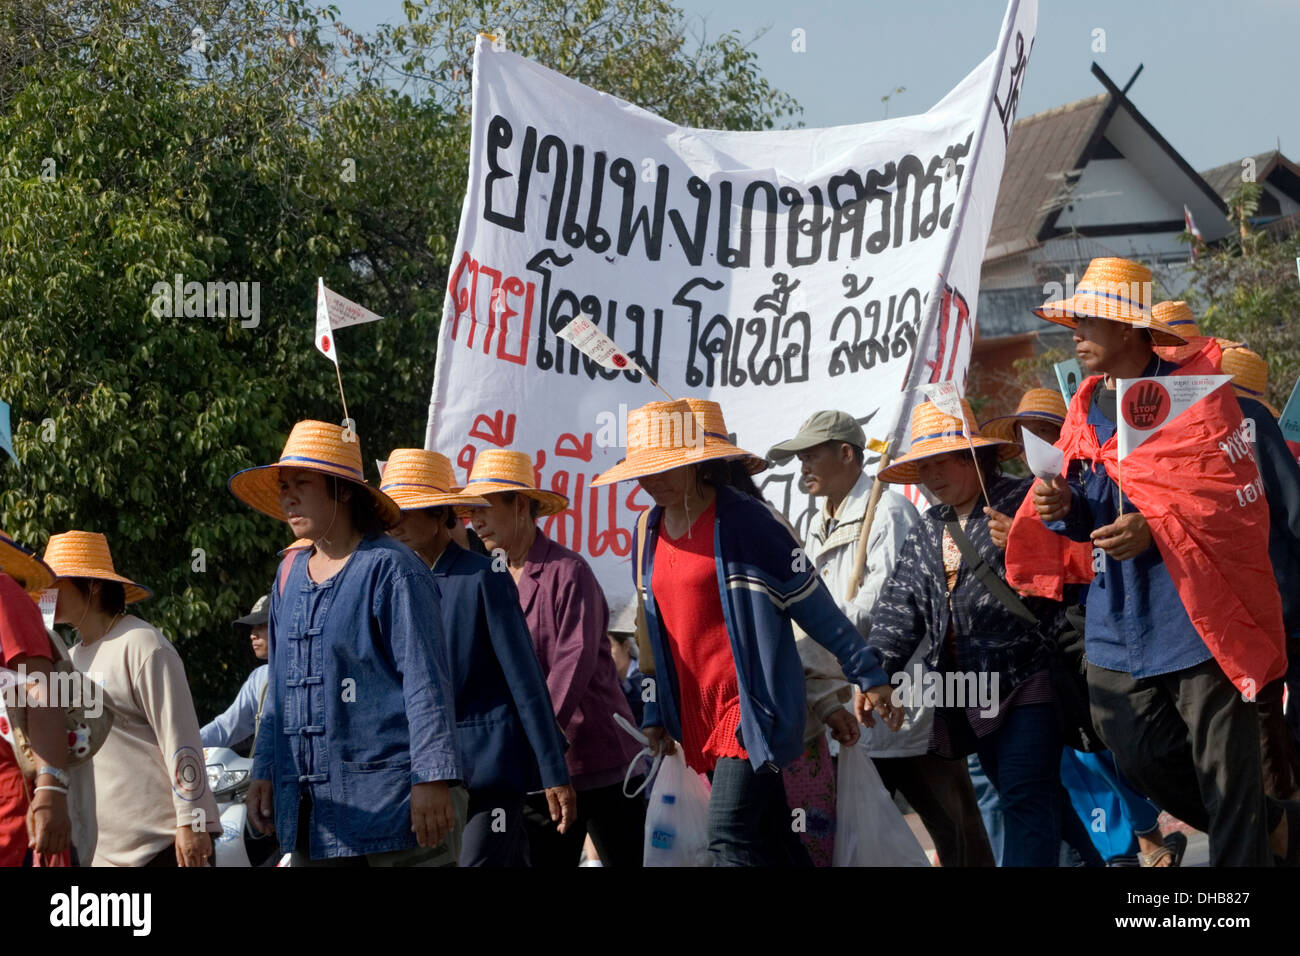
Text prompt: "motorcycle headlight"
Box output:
[[206, 763, 249, 799]]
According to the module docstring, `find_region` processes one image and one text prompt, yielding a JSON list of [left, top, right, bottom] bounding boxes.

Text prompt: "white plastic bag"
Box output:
[[643, 749, 712, 867], [832, 738, 930, 867]]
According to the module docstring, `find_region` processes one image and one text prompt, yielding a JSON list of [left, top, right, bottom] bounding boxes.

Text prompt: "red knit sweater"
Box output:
[[651, 501, 746, 774]]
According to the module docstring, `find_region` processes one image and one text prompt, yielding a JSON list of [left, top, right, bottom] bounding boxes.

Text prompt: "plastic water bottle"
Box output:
[[650, 793, 676, 851]]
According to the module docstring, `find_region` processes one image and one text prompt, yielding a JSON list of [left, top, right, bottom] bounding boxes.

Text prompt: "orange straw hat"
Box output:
[[0, 531, 55, 593], [278, 537, 314, 556], [682, 398, 768, 476], [980, 388, 1068, 443], [461, 449, 569, 516], [590, 399, 756, 487], [1219, 343, 1280, 416], [1151, 301, 1200, 338], [878, 399, 1020, 485], [228, 420, 400, 527], [381, 449, 490, 511], [43, 531, 151, 604], [1034, 257, 1186, 347]]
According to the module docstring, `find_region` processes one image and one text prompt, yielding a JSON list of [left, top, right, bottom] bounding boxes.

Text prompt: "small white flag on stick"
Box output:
[[315, 277, 386, 365], [557, 314, 674, 400], [920, 379, 987, 501]]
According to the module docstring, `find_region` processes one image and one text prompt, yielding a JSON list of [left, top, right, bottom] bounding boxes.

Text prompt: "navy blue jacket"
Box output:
[[868, 474, 1059, 693], [636, 485, 889, 771], [1047, 359, 1213, 678], [1240, 396, 1300, 635], [429, 541, 570, 794]]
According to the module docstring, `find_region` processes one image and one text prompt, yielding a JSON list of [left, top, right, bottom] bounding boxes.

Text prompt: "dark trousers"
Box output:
[[1258, 678, 1300, 800], [875, 752, 995, 867], [706, 757, 812, 868], [1087, 658, 1275, 866], [966, 703, 1063, 867], [523, 779, 646, 867], [460, 789, 530, 867]]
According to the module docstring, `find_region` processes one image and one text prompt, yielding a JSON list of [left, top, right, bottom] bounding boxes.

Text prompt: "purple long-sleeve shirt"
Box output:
[[516, 530, 640, 790]]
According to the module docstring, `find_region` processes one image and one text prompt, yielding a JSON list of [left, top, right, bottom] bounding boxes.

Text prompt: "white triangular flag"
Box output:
[[315, 277, 386, 364], [921, 380, 969, 436], [557, 314, 644, 374], [38, 588, 58, 631], [1116, 374, 1232, 459]]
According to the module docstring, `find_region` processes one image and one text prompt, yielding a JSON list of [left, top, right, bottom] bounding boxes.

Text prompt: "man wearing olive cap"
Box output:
[[769, 411, 992, 867]]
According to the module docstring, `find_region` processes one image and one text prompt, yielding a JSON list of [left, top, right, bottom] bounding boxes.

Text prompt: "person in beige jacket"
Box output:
[[45, 531, 220, 866]]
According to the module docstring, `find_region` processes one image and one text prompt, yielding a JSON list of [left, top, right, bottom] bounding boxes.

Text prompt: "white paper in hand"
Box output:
[[1020, 427, 1064, 482]]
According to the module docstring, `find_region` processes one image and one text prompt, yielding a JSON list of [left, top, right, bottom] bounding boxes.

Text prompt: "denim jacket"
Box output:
[[252, 536, 462, 859]]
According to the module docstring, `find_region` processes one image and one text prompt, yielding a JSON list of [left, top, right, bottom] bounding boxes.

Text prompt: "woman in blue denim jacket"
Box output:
[[229, 421, 465, 866], [857, 399, 1065, 867]]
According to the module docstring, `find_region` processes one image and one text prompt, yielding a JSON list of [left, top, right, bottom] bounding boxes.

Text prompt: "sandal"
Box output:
[[1138, 831, 1187, 868]]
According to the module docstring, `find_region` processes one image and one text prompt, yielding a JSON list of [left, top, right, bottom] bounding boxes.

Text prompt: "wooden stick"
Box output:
[[846, 448, 893, 601]]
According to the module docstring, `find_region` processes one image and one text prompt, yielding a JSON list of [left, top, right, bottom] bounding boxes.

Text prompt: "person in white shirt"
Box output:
[[769, 410, 994, 867], [201, 595, 270, 749]]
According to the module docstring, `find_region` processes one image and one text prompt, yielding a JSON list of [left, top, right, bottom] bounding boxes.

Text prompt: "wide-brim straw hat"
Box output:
[[381, 448, 490, 511], [278, 537, 314, 556], [228, 420, 400, 528], [683, 398, 767, 476], [878, 399, 1021, 485], [980, 388, 1068, 443], [43, 530, 151, 604], [1219, 343, 1280, 416], [590, 399, 757, 487], [0, 531, 55, 593], [460, 449, 569, 516], [1151, 301, 1200, 338], [1034, 258, 1186, 347]]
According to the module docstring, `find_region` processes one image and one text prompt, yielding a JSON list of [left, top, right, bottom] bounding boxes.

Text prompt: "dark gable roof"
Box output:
[[1199, 150, 1300, 203], [986, 64, 1229, 264], [986, 93, 1109, 260]]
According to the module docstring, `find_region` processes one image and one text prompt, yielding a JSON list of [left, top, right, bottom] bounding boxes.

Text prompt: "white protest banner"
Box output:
[[39, 588, 58, 632], [426, 0, 1037, 601], [1116, 375, 1234, 459], [314, 277, 386, 364]]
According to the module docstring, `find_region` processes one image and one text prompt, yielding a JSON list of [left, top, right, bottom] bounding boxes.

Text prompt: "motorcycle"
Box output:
[[205, 746, 279, 867]]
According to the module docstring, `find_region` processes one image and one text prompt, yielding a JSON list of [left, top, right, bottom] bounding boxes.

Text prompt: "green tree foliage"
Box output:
[[1182, 189, 1300, 412], [0, 0, 799, 716]]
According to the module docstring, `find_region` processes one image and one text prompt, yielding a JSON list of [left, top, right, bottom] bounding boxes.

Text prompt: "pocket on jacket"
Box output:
[[338, 757, 411, 844]]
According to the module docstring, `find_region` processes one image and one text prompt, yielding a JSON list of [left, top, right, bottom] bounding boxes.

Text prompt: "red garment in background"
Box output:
[[652, 500, 746, 775], [1009, 341, 1284, 695], [0, 572, 53, 866]]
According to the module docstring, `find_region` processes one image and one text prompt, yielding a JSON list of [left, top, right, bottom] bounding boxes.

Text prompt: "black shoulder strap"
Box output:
[[945, 520, 1039, 626]]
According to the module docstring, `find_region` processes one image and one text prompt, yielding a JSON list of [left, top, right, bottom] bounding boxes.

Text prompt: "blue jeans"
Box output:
[[707, 758, 812, 867], [967, 754, 1005, 866], [970, 704, 1063, 867]]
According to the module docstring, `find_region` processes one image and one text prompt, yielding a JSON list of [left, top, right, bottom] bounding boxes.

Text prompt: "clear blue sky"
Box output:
[[329, 0, 1297, 171]]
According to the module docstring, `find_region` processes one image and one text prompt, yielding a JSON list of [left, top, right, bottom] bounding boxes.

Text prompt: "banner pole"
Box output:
[[846, 444, 892, 601]]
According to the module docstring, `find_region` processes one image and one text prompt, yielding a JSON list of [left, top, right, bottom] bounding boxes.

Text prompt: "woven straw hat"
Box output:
[[381, 448, 489, 511], [1219, 343, 1280, 416], [0, 531, 55, 593], [683, 398, 767, 476], [279, 537, 314, 555], [43, 531, 151, 604], [980, 388, 1068, 443], [1035, 258, 1186, 347], [462, 449, 569, 516], [590, 399, 756, 487], [1151, 301, 1200, 338], [878, 400, 1020, 485], [228, 420, 399, 527]]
